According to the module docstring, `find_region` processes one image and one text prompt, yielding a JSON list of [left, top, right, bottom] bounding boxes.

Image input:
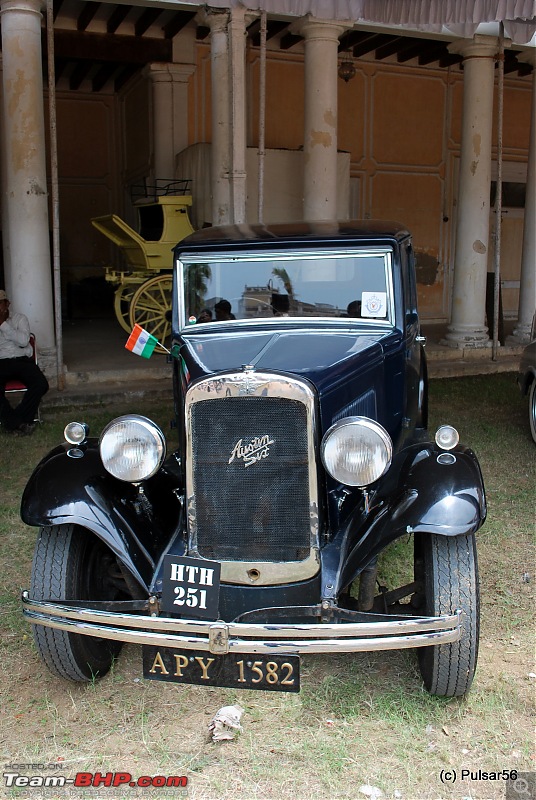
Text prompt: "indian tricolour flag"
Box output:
[[125, 324, 159, 359]]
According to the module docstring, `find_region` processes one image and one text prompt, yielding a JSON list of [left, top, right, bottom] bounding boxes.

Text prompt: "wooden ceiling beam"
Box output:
[[352, 33, 392, 58], [163, 11, 196, 40], [50, 30, 172, 64], [92, 61, 118, 91], [248, 19, 289, 46], [338, 30, 370, 52], [115, 64, 139, 91], [246, 19, 261, 38], [106, 4, 132, 34], [397, 39, 428, 62], [374, 36, 408, 60], [52, 0, 65, 22], [280, 31, 303, 50], [517, 61, 533, 77], [438, 52, 463, 68], [266, 20, 290, 41], [77, 2, 101, 32], [503, 60, 519, 74], [134, 8, 162, 37], [418, 44, 447, 66], [69, 60, 93, 90], [54, 57, 69, 84]]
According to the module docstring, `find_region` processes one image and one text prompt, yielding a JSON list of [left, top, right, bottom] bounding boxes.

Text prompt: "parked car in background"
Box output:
[[22, 221, 486, 697], [517, 314, 536, 443]]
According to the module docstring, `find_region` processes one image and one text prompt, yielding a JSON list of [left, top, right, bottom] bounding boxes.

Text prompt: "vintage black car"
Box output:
[[22, 221, 486, 697]]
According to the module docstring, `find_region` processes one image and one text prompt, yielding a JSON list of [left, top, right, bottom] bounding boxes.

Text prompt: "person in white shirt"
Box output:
[[0, 289, 48, 435]]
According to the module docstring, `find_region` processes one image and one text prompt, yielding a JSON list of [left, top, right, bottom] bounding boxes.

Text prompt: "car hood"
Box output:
[[178, 326, 404, 431]]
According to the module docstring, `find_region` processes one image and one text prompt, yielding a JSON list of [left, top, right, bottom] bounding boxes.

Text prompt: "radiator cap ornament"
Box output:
[[238, 366, 257, 395]]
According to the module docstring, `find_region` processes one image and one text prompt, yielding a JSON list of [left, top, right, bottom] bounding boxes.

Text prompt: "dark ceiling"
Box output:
[[2, 0, 533, 92]]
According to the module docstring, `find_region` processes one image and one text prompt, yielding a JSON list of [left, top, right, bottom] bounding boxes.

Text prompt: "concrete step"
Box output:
[[41, 351, 520, 412], [42, 377, 171, 411], [63, 364, 170, 387], [425, 342, 522, 378], [428, 356, 519, 378]]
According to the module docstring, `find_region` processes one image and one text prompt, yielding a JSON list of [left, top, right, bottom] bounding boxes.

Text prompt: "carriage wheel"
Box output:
[[129, 274, 172, 353], [114, 283, 138, 333]]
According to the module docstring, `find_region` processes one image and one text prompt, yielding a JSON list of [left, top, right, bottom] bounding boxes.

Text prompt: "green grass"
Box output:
[[0, 375, 534, 800]]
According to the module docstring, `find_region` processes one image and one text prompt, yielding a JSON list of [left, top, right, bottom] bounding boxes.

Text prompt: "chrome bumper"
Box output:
[[22, 593, 461, 655]]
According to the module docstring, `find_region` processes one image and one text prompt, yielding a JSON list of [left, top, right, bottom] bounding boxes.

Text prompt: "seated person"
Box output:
[[347, 300, 362, 318], [214, 299, 236, 321], [197, 308, 213, 324], [271, 293, 290, 316], [0, 290, 49, 435]]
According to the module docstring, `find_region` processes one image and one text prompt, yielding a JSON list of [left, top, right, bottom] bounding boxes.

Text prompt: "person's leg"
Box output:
[[0, 357, 48, 429], [0, 359, 24, 430], [0, 389, 21, 429], [11, 357, 49, 424]]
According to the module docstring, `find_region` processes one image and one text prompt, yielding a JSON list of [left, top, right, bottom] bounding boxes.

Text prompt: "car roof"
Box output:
[[175, 220, 411, 255]]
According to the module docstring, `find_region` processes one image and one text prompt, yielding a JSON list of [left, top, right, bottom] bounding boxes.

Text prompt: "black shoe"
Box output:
[[17, 423, 36, 435]]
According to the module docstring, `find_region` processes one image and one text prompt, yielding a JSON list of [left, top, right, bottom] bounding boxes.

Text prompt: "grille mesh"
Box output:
[[190, 396, 311, 561]]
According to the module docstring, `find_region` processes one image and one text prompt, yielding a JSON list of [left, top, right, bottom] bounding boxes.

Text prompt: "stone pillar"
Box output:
[[228, 6, 247, 224], [0, 0, 55, 367], [0, 54, 11, 297], [443, 36, 498, 348], [144, 62, 195, 181], [299, 18, 346, 221], [509, 51, 536, 344], [205, 8, 232, 226]]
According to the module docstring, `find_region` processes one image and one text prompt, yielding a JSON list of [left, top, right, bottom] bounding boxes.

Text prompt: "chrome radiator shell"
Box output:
[[185, 371, 320, 586]]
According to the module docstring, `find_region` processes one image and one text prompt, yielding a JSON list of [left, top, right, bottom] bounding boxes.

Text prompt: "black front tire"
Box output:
[[415, 532, 480, 697], [30, 524, 125, 682]]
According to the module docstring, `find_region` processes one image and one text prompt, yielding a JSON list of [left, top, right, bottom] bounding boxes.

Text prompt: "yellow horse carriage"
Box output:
[[91, 180, 194, 350]]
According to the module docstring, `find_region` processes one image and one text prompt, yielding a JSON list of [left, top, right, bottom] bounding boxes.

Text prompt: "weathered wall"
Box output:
[[233, 44, 531, 320], [49, 38, 531, 322], [175, 143, 350, 227], [52, 91, 120, 284]]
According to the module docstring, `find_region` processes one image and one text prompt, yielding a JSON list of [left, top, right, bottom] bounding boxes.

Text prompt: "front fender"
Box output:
[[324, 441, 486, 594], [397, 444, 486, 535], [21, 443, 182, 592]]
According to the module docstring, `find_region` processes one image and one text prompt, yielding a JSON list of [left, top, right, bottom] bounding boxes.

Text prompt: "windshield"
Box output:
[[179, 249, 393, 328]]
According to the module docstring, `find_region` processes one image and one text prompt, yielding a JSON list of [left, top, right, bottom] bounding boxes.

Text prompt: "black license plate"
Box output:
[[143, 647, 300, 692], [160, 555, 221, 619]]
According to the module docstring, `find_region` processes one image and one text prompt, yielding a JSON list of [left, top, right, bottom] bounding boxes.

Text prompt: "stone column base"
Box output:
[[38, 347, 61, 382], [441, 326, 491, 349], [506, 332, 532, 346]]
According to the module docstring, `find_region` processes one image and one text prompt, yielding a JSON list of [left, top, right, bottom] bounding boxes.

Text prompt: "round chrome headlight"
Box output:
[[321, 416, 392, 487], [99, 415, 166, 482]]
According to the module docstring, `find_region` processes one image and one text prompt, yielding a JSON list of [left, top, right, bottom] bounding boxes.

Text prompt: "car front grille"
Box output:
[[185, 368, 319, 568], [186, 374, 318, 564]]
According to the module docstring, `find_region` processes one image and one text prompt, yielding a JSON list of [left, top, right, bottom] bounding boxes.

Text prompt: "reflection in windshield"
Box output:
[[183, 252, 391, 326]]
